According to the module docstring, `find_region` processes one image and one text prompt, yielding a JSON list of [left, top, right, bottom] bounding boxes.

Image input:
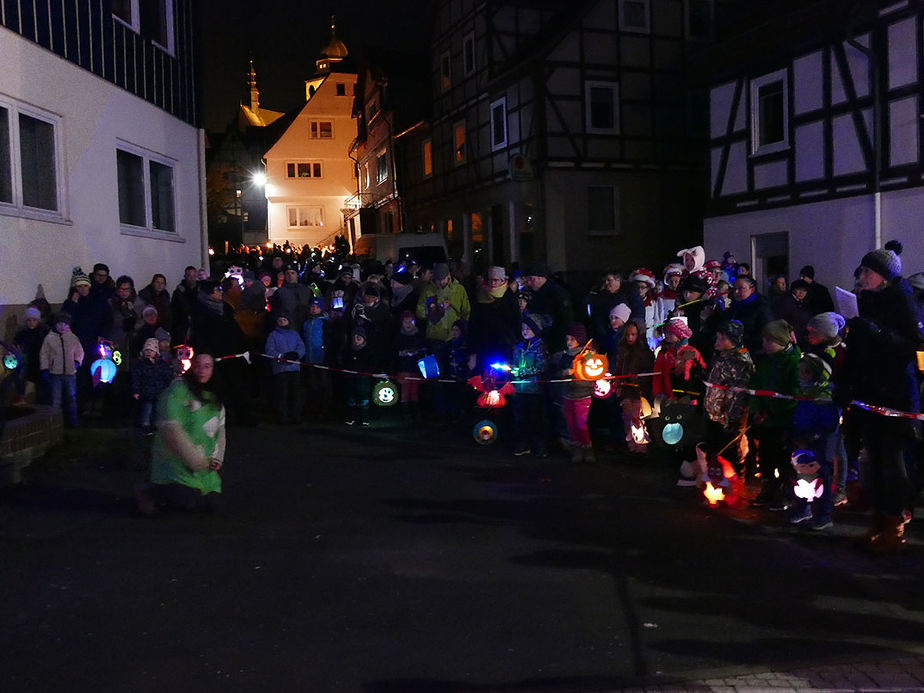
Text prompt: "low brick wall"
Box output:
[[0, 405, 63, 485]]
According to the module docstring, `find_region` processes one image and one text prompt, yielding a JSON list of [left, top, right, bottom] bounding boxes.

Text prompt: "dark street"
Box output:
[[1, 416, 923, 692]]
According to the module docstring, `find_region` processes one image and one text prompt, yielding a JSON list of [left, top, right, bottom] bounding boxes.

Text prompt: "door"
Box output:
[[751, 232, 789, 289]]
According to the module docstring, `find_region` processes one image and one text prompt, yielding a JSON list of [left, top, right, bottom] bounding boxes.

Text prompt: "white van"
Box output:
[[353, 232, 448, 266]]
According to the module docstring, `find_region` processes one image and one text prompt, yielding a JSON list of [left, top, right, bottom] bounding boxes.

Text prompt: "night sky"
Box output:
[[197, 1, 435, 132]]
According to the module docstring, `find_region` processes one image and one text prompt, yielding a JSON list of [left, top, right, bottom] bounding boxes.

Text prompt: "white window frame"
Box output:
[[112, 0, 175, 55], [309, 121, 334, 139], [287, 205, 324, 229], [116, 140, 177, 236], [0, 95, 66, 223], [285, 161, 323, 178], [453, 120, 466, 165], [463, 32, 476, 76], [440, 50, 452, 92], [619, 0, 650, 33], [376, 150, 388, 184], [685, 0, 714, 40], [490, 97, 508, 151], [750, 69, 790, 156], [585, 81, 620, 134], [422, 139, 433, 178], [587, 185, 619, 235]]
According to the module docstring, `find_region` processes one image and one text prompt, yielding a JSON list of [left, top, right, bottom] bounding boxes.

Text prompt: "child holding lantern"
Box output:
[[550, 322, 596, 462], [511, 313, 549, 457]]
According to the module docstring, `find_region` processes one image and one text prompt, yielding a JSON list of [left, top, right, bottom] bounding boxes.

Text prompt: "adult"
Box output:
[[271, 264, 313, 333], [90, 262, 115, 301], [171, 266, 199, 347], [417, 263, 471, 351], [469, 265, 520, 368], [351, 282, 393, 369], [63, 268, 112, 416], [842, 248, 924, 550], [670, 274, 712, 358], [389, 266, 420, 320], [109, 276, 140, 362], [585, 271, 639, 345], [773, 279, 813, 347], [137, 274, 171, 329], [629, 268, 661, 350], [136, 353, 226, 514], [799, 265, 835, 315], [710, 276, 772, 356]]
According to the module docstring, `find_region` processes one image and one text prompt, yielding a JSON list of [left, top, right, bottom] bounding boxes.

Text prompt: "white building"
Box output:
[[263, 22, 358, 248], [0, 0, 206, 318], [702, 1, 924, 288]]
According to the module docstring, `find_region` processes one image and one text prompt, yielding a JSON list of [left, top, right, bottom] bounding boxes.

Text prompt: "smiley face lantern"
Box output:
[[791, 449, 824, 501], [373, 380, 399, 407]]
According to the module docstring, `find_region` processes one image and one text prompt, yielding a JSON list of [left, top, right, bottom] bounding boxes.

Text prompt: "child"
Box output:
[[265, 311, 306, 424], [394, 310, 427, 420], [788, 351, 839, 530], [697, 320, 754, 487], [748, 319, 801, 509], [13, 306, 49, 404], [628, 268, 662, 350], [652, 318, 706, 404], [343, 325, 374, 426], [130, 337, 175, 435], [601, 303, 631, 361], [39, 313, 84, 426], [550, 322, 595, 462], [447, 319, 472, 421], [511, 313, 549, 457], [302, 297, 332, 416], [613, 321, 656, 453]]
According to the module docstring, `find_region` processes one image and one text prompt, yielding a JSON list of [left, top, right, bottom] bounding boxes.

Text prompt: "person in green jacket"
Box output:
[[136, 353, 226, 514], [749, 319, 802, 510]]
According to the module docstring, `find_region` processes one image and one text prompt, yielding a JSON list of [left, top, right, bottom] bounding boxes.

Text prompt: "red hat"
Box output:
[[705, 260, 722, 270], [629, 268, 657, 288]]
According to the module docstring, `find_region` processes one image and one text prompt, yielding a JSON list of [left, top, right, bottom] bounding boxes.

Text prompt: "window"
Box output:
[[116, 144, 176, 233], [585, 81, 620, 133], [422, 139, 432, 178], [336, 83, 346, 96], [619, 0, 650, 33], [286, 162, 323, 178], [376, 151, 388, 184], [453, 121, 466, 164], [0, 98, 62, 217], [440, 51, 452, 91], [287, 206, 323, 228], [112, 0, 175, 54], [489, 98, 508, 151], [463, 33, 475, 75], [750, 69, 789, 155], [686, 0, 713, 39], [587, 186, 617, 233], [310, 121, 333, 139]]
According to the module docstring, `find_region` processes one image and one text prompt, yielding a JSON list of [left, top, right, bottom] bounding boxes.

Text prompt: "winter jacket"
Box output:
[[703, 347, 754, 427], [613, 341, 656, 401], [131, 357, 175, 401], [469, 287, 520, 364], [265, 327, 305, 375], [394, 329, 427, 373], [138, 285, 171, 327], [749, 344, 802, 428], [302, 315, 329, 364], [511, 336, 547, 395], [39, 329, 84, 375], [14, 323, 50, 380], [416, 278, 471, 343], [551, 346, 595, 400]]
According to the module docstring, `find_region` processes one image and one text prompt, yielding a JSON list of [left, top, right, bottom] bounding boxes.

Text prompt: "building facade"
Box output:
[[0, 0, 205, 313], [702, 0, 924, 289], [400, 0, 715, 280], [263, 24, 358, 248]]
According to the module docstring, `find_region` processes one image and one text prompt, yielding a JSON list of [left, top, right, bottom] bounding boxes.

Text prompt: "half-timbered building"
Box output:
[[0, 0, 205, 316], [400, 0, 715, 280], [702, 0, 924, 288]]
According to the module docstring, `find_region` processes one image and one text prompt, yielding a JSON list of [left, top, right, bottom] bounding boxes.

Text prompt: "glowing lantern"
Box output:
[[3, 352, 19, 370], [794, 478, 824, 501], [703, 482, 726, 505], [91, 358, 117, 384], [373, 380, 398, 407], [468, 375, 514, 409], [593, 376, 614, 399], [662, 423, 684, 445], [417, 354, 440, 379], [651, 401, 700, 449], [473, 420, 498, 445], [176, 345, 194, 374], [573, 351, 609, 381], [791, 449, 823, 501], [112, 350, 122, 366]]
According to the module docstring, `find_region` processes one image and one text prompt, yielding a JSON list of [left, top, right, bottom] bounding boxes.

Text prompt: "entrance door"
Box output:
[[751, 232, 789, 288]]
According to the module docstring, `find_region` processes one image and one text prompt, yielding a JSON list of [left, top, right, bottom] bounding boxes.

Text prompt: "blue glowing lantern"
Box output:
[[473, 419, 498, 445], [91, 358, 117, 384], [417, 354, 440, 379], [373, 380, 399, 407], [3, 352, 19, 370]]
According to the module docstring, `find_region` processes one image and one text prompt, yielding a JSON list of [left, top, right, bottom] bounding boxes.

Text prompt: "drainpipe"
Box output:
[[848, 35, 881, 249], [197, 129, 209, 267]]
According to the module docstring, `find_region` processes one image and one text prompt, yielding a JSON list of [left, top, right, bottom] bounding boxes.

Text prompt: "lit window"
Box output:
[[112, 0, 175, 54], [286, 162, 323, 178], [463, 33, 475, 75], [588, 186, 618, 233], [117, 144, 176, 233], [750, 69, 789, 155], [453, 121, 466, 164], [287, 206, 324, 228], [440, 51, 451, 91], [0, 98, 63, 217], [619, 0, 650, 33], [376, 151, 388, 183], [422, 139, 432, 178], [490, 98, 507, 151], [585, 81, 620, 133], [310, 121, 333, 139]]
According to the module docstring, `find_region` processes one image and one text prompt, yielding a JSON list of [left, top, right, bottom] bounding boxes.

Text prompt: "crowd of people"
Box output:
[[5, 239, 924, 548]]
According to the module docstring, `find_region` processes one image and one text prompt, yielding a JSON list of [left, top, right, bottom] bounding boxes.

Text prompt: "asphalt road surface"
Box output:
[[1, 416, 923, 692]]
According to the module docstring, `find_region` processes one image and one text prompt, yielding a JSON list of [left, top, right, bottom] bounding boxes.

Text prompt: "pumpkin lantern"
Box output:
[[572, 348, 609, 381]]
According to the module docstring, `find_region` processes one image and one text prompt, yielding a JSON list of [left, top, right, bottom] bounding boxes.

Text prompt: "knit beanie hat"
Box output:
[[566, 322, 588, 344], [664, 317, 693, 341], [716, 319, 744, 347], [799, 265, 815, 279], [522, 313, 545, 337], [155, 327, 171, 342], [609, 303, 631, 325], [452, 319, 468, 337], [801, 351, 833, 381], [807, 312, 845, 341], [25, 306, 41, 321], [141, 338, 160, 355], [433, 263, 450, 282], [762, 319, 793, 347], [71, 268, 91, 287], [861, 248, 902, 280], [142, 305, 158, 319]]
